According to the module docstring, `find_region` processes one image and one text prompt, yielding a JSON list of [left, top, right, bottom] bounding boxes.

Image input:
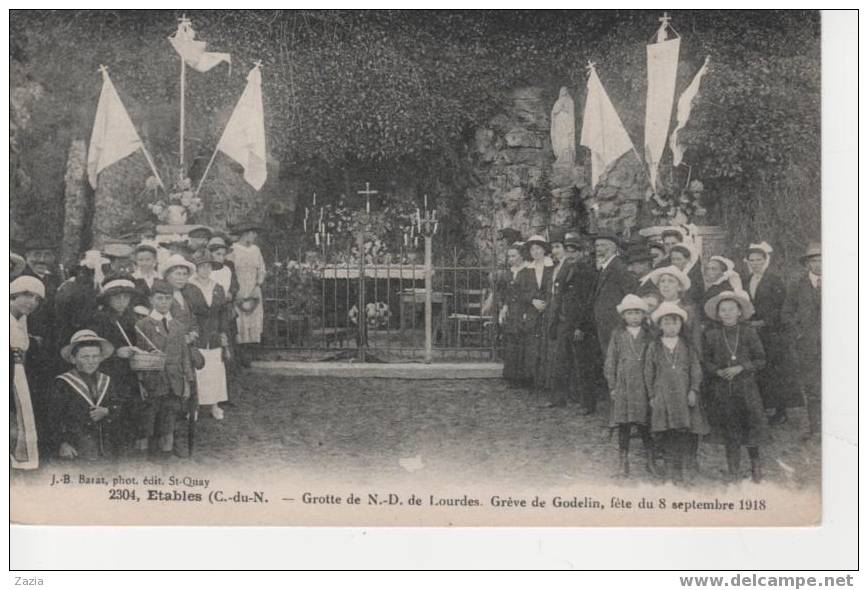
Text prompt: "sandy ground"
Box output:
[[77, 373, 819, 489]]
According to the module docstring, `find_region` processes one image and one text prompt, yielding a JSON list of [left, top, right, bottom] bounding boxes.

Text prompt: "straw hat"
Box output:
[[645, 265, 692, 292], [60, 329, 115, 364], [525, 234, 551, 253], [97, 277, 137, 301], [616, 294, 649, 315], [102, 241, 135, 260], [10, 275, 45, 298], [161, 254, 195, 277], [800, 242, 821, 265], [704, 289, 755, 322], [651, 301, 688, 325]]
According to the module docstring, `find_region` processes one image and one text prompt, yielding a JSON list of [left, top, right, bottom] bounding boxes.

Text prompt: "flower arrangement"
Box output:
[[302, 192, 425, 263], [648, 179, 708, 224], [347, 301, 391, 329], [145, 174, 204, 225]]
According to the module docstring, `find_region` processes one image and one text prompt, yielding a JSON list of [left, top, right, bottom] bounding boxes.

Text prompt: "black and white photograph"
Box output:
[[8, 8, 850, 542]]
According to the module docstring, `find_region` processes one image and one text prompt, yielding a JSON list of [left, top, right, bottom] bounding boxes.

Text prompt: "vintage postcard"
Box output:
[[9, 9, 828, 528]]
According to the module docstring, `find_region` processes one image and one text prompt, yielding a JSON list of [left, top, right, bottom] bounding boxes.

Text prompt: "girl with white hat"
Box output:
[[702, 290, 768, 482], [605, 294, 657, 478], [10, 276, 45, 469], [645, 302, 710, 484]]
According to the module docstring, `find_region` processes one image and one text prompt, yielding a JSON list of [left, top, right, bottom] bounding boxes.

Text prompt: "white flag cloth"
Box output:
[[217, 65, 267, 190], [87, 68, 144, 189], [670, 56, 710, 167], [169, 21, 230, 73], [580, 66, 636, 189], [644, 37, 681, 192]]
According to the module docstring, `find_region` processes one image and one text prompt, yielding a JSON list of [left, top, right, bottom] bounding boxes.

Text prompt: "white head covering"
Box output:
[[651, 301, 688, 325], [745, 242, 773, 275], [616, 294, 650, 315], [81, 249, 109, 288], [708, 255, 744, 290], [646, 265, 691, 292], [10, 275, 45, 298]]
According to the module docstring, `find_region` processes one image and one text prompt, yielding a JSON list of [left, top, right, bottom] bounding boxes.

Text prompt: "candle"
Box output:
[[304, 207, 309, 220], [433, 222, 438, 235], [327, 232, 331, 246], [414, 236, 419, 248], [404, 232, 408, 246], [319, 207, 324, 222], [366, 199, 370, 214], [424, 194, 428, 210], [315, 233, 320, 246], [303, 218, 307, 233], [312, 193, 316, 207]]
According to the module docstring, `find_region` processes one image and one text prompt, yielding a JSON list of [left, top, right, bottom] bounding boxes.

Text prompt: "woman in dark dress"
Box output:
[[185, 250, 230, 420], [517, 235, 554, 394], [498, 242, 530, 387], [741, 242, 792, 425]]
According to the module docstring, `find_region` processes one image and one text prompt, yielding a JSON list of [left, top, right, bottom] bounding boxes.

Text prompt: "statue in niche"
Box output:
[[551, 86, 576, 165]]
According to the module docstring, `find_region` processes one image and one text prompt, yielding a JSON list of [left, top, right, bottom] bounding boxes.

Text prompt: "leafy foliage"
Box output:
[[10, 10, 820, 266]]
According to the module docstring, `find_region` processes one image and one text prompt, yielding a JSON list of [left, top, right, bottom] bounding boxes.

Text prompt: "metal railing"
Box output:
[[261, 245, 502, 362]]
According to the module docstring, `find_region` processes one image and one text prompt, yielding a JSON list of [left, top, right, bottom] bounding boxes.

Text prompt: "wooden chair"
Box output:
[[448, 288, 494, 348]]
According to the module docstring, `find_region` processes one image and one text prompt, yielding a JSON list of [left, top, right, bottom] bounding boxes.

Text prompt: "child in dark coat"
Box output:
[[645, 302, 709, 484], [605, 294, 656, 478], [134, 279, 195, 458], [702, 290, 769, 483]]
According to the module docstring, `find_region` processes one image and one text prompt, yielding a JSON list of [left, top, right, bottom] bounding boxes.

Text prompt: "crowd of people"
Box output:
[[10, 217, 822, 486], [495, 227, 822, 485], [10, 220, 267, 468]]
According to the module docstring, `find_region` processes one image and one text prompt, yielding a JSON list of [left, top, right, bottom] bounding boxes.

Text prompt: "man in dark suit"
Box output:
[[590, 231, 638, 415], [592, 231, 639, 356], [782, 242, 822, 441], [21, 237, 62, 455]]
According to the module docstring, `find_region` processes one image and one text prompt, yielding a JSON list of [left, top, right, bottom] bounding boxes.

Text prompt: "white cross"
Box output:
[[357, 182, 379, 214]]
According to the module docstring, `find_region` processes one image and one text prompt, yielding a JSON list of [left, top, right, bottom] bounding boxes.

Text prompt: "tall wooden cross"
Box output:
[[357, 182, 379, 214]]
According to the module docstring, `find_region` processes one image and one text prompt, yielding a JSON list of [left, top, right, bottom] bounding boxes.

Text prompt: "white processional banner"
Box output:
[[644, 37, 681, 192], [670, 56, 711, 167], [580, 67, 636, 189]]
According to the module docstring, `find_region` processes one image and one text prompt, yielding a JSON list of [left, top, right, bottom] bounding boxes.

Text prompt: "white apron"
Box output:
[[10, 313, 38, 470], [195, 347, 228, 406]]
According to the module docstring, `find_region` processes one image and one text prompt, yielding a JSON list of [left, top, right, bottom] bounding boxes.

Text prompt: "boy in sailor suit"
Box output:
[[55, 330, 120, 461]]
